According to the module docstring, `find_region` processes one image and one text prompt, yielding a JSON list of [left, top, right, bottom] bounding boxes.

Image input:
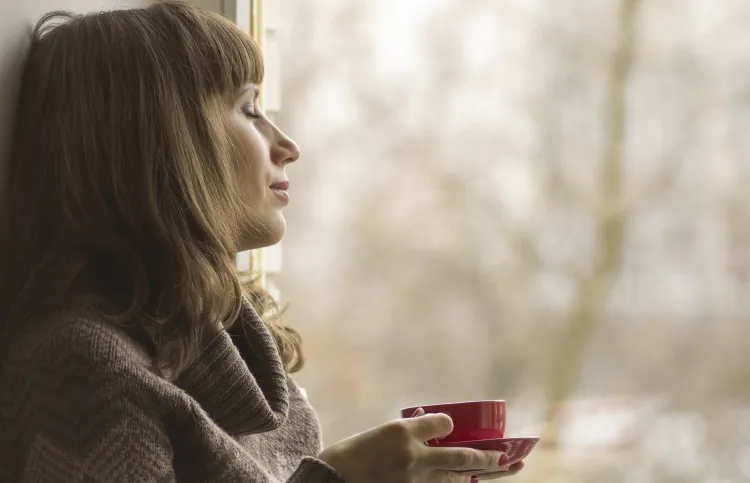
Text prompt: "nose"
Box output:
[[271, 127, 300, 166]]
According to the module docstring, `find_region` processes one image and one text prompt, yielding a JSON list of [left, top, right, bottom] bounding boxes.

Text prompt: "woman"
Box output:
[[0, 3, 523, 482]]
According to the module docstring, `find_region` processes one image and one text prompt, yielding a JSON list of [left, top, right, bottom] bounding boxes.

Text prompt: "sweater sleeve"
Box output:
[[0, 319, 345, 483], [289, 457, 347, 483]]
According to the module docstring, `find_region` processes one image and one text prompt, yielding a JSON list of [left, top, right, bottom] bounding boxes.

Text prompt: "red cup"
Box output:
[[400, 400, 506, 445]]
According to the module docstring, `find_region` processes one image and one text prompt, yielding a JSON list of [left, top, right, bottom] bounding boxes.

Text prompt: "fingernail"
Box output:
[[411, 408, 424, 417], [498, 453, 509, 466]]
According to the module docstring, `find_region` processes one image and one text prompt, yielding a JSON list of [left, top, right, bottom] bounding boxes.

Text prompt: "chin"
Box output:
[[263, 225, 285, 247], [237, 214, 286, 251]]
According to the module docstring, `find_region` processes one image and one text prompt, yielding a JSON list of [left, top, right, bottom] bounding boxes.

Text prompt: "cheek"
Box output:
[[231, 144, 260, 187], [237, 137, 267, 184], [227, 117, 270, 197]]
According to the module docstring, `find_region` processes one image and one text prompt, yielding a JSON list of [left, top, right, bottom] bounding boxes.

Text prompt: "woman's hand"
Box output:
[[472, 461, 525, 481], [318, 411, 513, 483]]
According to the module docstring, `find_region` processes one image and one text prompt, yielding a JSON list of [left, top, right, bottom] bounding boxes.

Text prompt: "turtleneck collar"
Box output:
[[174, 298, 290, 435]]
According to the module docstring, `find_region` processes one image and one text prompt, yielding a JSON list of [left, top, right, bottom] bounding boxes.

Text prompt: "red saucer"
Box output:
[[432, 436, 540, 474]]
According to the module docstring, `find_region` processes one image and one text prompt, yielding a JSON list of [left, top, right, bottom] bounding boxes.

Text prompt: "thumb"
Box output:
[[410, 408, 425, 417], [408, 412, 454, 441]]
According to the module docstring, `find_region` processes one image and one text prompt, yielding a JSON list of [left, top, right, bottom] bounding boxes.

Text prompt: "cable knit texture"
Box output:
[[0, 299, 345, 483]]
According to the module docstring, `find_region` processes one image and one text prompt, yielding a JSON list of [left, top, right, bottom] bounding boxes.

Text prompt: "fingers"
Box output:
[[449, 473, 475, 483], [435, 472, 475, 483], [446, 461, 524, 483], [405, 412, 454, 441], [421, 447, 506, 472], [476, 461, 525, 480]]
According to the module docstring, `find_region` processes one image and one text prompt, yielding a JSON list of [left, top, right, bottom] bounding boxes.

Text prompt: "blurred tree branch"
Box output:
[[539, 0, 643, 449]]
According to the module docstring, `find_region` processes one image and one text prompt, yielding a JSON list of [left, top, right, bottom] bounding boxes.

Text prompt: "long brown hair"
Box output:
[[0, 2, 303, 375]]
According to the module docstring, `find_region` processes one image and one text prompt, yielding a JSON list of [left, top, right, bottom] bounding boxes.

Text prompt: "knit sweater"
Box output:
[[0, 300, 346, 483]]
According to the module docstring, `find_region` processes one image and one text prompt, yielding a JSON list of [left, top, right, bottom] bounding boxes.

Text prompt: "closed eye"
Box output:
[[241, 102, 260, 119]]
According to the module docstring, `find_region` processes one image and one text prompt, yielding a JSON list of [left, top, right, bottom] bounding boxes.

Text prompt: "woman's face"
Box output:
[[225, 84, 300, 252]]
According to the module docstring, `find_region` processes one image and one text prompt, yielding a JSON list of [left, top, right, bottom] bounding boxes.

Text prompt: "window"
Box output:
[[230, 0, 283, 299]]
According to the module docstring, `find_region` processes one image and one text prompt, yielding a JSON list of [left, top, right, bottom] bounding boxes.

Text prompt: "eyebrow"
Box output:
[[240, 85, 260, 100]]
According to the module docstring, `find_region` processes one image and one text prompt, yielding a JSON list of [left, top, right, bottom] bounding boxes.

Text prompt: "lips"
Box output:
[[270, 180, 290, 204]]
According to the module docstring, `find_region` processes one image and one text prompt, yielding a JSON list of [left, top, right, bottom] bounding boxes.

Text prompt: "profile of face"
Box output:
[[225, 85, 301, 252]]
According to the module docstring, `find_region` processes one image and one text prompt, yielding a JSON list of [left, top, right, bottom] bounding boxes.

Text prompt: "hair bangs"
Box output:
[[169, 3, 264, 96], [207, 15, 264, 93]]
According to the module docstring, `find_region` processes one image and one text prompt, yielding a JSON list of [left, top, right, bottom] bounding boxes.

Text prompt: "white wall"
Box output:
[[0, 0, 151, 192]]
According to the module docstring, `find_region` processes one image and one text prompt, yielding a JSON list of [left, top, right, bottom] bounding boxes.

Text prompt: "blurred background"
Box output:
[[0, 0, 745, 481], [265, 0, 750, 481]]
